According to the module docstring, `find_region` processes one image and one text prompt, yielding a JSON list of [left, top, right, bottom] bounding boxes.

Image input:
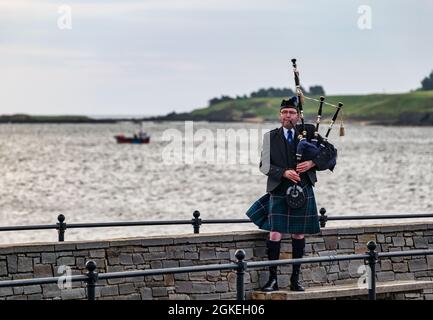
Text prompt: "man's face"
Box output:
[[280, 107, 299, 128]]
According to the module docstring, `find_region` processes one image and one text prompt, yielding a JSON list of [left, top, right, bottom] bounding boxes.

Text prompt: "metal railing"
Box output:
[[1, 209, 433, 242], [0, 241, 432, 300]]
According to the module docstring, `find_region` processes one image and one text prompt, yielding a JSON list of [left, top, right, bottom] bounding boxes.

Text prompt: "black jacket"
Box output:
[[259, 123, 337, 193]]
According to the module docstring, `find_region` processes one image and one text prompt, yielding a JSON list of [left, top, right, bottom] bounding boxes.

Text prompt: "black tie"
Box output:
[[287, 130, 293, 145]]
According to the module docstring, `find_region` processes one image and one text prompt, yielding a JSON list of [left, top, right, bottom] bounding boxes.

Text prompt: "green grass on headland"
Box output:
[[189, 91, 433, 125], [0, 114, 120, 124]]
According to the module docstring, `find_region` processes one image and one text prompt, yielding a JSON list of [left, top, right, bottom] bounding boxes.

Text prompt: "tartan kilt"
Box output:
[[246, 184, 320, 235]]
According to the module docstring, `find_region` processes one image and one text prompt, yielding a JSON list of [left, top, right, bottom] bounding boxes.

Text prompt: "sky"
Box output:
[[0, 0, 432, 116]]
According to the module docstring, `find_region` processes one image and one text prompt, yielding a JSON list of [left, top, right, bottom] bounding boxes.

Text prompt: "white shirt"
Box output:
[[283, 127, 294, 141]]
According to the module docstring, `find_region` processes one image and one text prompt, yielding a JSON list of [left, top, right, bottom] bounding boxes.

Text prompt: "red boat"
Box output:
[[114, 134, 150, 144]]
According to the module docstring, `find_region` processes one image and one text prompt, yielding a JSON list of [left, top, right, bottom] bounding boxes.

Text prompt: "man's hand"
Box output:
[[283, 170, 301, 183], [296, 160, 316, 173]]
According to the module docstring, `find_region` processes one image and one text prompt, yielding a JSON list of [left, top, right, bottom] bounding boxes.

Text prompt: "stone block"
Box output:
[[408, 259, 428, 272], [162, 260, 179, 269], [376, 271, 395, 282], [119, 283, 136, 295], [57, 256, 75, 266], [119, 254, 133, 265], [60, 288, 86, 300], [150, 261, 163, 270], [191, 282, 216, 294], [380, 260, 392, 271], [152, 287, 168, 297], [34, 264, 53, 277], [414, 237, 428, 249], [206, 271, 221, 282], [393, 263, 409, 273], [392, 237, 405, 247], [318, 250, 337, 257], [311, 267, 327, 283], [175, 281, 193, 294], [0, 287, 13, 297], [0, 261, 7, 276], [24, 285, 42, 295], [376, 234, 385, 243], [216, 252, 230, 260], [164, 274, 175, 286], [405, 238, 414, 247], [395, 273, 415, 281], [338, 239, 354, 250], [13, 287, 24, 295], [143, 252, 166, 260], [328, 264, 340, 273], [7, 255, 18, 273], [100, 285, 119, 297], [140, 287, 153, 300], [185, 252, 199, 260], [339, 260, 350, 271], [427, 256, 433, 269], [358, 234, 376, 244], [89, 250, 106, 258], [174, 273, 188, 281], [42, 284, 61, 299], [215, 281, 229, 293], [18, 257, 33, 272], [313, 243, 326, 252], [189, 271, 207, 281], [348, 261, 365, 277]]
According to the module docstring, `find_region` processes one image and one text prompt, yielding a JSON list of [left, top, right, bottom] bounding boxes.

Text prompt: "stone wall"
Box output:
[[1, 222, 433, 300]]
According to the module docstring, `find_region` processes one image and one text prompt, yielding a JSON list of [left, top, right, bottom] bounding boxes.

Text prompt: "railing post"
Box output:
[[319, 208, 327, 228], [192, 211, 202, 234], [235, 249, 247, 301], [366, 241, 378, 300], [85, 261, 98, 301], [57, 214, 67, 242]]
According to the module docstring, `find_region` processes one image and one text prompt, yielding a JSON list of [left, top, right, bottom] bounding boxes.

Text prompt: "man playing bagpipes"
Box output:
[[246, 59, 341, 292]]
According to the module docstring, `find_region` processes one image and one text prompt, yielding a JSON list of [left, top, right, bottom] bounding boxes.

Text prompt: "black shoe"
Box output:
[[261, 240, 281, 292], [262, 275, 279, 292], [290, 238, 306, 292], [290, 271, 305, 291]]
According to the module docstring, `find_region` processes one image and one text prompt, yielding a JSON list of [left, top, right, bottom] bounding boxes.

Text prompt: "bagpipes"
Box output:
[[291, 58, 342, 171], [285, 59, 343, 209]]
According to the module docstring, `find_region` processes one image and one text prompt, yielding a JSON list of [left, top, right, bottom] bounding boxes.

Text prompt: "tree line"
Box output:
[[209, 85, 325, 106], [419, 70, 433, 91]]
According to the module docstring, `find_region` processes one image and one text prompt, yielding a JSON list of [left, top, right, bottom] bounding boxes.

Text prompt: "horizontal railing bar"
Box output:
[[66, 220, 194, 229], [0, 225, 57, 231], [327, 214, 433, 220], [98, 264, 238, 280], [0, 275, 88, 288], [201, 219, 250, 224], [378, 249, 433, 258], [247, 254, 369, 268]]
